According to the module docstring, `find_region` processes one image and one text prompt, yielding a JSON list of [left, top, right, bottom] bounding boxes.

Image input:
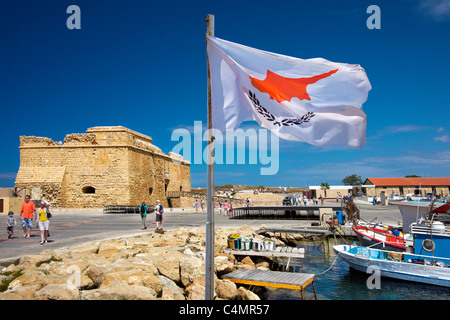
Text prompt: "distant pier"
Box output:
[[230, 205, 343, 220]]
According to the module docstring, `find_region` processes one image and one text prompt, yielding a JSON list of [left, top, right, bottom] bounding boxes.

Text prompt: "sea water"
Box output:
[[266, 238, 450, 300]]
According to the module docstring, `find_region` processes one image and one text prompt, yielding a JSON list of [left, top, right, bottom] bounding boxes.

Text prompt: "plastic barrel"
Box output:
[[336, 211, 344, 224]]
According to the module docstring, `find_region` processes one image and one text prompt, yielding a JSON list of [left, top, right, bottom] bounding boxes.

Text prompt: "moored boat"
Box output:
[[394, 200, 445, 232], [333, 244, 450, 287], [410, 203, 450, 261], [335, 204, 450, 287], [352, 221, 413, 252]]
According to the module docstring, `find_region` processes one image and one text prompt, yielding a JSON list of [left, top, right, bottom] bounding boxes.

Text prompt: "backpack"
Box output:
[[140, 205, 146, 213], [158, 204, 164, 214]]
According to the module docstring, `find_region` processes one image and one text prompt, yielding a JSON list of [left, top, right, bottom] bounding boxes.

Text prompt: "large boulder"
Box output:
[[152, 252, 184, 284], [214, 255, 233, 276], [185, 282, 206, 300], [18, 254, 54, 268], [179, 255, 205, 287], [80, 284, 156, 300], [237, 286, 260, 300], [215, 279, 238, 300], [34, 284, 80, 300], [100, 270, 162, 296], [157, 275, 185, 300]]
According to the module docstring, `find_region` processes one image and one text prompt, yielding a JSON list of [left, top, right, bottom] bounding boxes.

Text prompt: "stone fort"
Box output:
[[15, 126, 191, 208]]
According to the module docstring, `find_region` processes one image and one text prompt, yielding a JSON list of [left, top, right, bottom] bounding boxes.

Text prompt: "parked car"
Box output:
[[282, 196, 293, 206]]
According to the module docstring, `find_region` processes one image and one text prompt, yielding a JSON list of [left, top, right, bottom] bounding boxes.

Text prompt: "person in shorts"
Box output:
[[6, 211, 17, 239], [40, 199, 51, 237], [20, 195, 36, 238], [194, 200, 199, 212], [155, 200, 164, 232], [223, 201, 229, 216], [37, 201, 50, 244]]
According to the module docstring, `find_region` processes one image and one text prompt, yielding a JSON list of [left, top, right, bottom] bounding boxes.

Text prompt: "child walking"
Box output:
[[6, 211, 16, 239]]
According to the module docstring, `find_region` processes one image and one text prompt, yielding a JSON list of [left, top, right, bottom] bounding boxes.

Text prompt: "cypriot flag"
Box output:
[[207, 35, 371, 147]]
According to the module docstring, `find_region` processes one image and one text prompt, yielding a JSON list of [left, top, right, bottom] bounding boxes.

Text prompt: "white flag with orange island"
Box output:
[[206, 35, 371, 147]]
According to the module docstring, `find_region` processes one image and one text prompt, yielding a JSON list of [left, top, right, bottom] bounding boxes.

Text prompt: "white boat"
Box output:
[[333, 244, 450, 287], [388, 193, 406, 203], [394, 200, 445, 232], [335, 206, 450, 287]]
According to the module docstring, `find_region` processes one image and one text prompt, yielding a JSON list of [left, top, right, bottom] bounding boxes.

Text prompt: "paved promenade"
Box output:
[[0, 200, 403, 266]]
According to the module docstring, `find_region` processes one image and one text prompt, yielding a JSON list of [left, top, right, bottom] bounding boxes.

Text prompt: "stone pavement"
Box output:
[[0, 200, 403, 266]]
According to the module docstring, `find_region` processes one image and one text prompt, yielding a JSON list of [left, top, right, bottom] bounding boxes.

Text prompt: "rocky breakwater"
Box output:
[[0, 225, 277, 300]]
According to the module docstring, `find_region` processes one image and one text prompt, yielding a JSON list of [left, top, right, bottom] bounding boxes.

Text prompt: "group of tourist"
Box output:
[[218, 200, 232, 215], [288, 194, 315, 206], [6, 195, 51, 244], [194, 199, 205, 213], [192, 199, 233, 216], [139, 200, 164, 233]]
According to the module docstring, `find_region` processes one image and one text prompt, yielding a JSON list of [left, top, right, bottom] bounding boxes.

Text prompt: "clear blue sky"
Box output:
[[1, 0, 449, 188]]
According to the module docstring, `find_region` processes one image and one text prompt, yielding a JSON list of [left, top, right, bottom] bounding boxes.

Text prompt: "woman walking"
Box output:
[[37, 202, 49, 244]]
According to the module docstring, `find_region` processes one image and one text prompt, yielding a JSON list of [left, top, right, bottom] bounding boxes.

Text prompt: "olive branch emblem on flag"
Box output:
[[248, 90, 315, 127]]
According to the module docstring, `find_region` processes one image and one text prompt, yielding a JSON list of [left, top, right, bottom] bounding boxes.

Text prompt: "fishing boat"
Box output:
[[333, 244, 450, 287], [410, 203, 450, 261], [394, 200, 445, 232], [352, 221, 413, 252], [334, 203, 450, 287]]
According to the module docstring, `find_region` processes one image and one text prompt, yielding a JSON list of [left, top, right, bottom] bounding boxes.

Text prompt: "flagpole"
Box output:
[[205, 13, 215, 301]]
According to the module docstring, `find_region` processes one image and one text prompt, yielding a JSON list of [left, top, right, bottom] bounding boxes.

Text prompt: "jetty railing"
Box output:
[[230, 205, 342, 220], [103, 205, 155, 214], [167, 190, 246, 205]]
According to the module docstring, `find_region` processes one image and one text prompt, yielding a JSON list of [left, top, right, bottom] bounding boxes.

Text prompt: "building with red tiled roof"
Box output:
[[363, 177, 450, 197]]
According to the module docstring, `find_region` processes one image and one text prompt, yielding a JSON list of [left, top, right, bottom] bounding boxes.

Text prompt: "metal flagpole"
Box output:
[[205, 14, 215, 301]]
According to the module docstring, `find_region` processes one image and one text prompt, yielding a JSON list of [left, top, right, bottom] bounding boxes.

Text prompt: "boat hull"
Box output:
[[334, 245, 450, 288], [355, 232, 404, 252], [352, 225, 409, 252]]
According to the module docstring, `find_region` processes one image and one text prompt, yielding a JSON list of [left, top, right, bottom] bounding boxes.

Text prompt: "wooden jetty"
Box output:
[[223, 269, 317, 300], [230, 205, 342, 220]]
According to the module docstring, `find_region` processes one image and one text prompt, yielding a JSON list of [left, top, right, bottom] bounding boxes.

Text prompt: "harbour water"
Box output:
[[266, 238, 450, 300]]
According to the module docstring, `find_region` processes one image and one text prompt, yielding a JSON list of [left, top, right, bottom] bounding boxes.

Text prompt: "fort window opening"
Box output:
[[149, 187, 153, 195], [82, 186, 96, 194]]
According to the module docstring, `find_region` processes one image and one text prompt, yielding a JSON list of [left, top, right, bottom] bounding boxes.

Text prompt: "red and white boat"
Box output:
[[352, 221, 413, 252]]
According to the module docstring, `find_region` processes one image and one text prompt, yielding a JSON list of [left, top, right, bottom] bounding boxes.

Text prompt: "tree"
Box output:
[[320, 182, 330, 197], [342, 174, 363, 186]]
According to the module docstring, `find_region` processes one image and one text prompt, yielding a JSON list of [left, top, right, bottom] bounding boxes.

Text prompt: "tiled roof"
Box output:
[[365, 177, 450, 186]]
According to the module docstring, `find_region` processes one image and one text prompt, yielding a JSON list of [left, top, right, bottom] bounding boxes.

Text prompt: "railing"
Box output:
[[167, 191, 246, 204], [167, 191, 203, 198], [104, 205, 155, 214], [229, 206, 341, 220], [411, 222, 450, 236]]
